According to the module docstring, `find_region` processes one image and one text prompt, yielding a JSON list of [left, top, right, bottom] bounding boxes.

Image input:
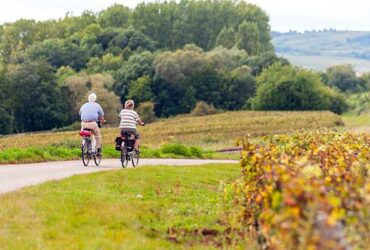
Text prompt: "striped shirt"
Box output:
[[119, 109, 140, 129]]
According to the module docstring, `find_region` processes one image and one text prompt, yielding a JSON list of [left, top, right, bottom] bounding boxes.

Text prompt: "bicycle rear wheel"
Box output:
[[121, 148, 129, 168], [93, 154, 101, 166], [81, 141, 90, 166], [132, 151, 139, 167]]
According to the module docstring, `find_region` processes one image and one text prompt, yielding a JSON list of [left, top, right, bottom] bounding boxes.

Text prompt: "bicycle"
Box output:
[[79, 128, 101, 167], [116, 132, 139, 168]]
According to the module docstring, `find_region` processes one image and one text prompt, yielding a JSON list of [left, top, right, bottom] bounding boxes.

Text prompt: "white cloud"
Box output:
[[0, 0, 369, 31], [0, 0, 146, 24]]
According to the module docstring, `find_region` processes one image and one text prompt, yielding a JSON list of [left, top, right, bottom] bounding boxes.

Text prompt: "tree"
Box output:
[[326, 64, 366, 93], [26, 38, 87, 71], [127, 75, 154, 105], [221, 66, 256, 110], [113, 51, 155, 100], [64, 73, 121, 125], [0, 70, 11, 134], [237, 21, 261, 55], [98, 4, 130, 28], [8, 61, 70, 132], [86, 53, 123, 73], [215, 27, 236, 49], [152, 77, 196, 117], [245, 51, 290, 76], [96, 27, 123, 51], [109, 29, 157, 52], [132, 0, 273, 51], [206, 46, 248, 71], [188, 64, 223, 107], [252, 63, 348, 114]]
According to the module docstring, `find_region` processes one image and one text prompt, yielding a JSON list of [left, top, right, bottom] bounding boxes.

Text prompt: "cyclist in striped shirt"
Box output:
[[119, 100, 145, 152]]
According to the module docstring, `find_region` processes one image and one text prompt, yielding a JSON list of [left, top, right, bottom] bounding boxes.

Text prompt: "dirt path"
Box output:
[[0, 158, 238, 194]]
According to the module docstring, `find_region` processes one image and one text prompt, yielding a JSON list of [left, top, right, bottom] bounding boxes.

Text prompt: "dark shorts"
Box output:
[[121, 128, 140, 139]]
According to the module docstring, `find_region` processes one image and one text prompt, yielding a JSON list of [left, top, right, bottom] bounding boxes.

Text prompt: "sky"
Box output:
[[0, 0, 370, 32]]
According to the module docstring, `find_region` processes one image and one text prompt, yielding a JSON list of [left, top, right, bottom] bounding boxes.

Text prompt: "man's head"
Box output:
[[124, 100, 135, 109], [88, 93, 97, 102]]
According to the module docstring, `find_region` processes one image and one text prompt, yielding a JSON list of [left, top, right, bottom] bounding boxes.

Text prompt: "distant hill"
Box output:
[[272, 30, 370, 72]]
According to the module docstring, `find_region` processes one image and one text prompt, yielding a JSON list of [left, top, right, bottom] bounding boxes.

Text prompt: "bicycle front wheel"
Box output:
[[81, 141, 90, 166]]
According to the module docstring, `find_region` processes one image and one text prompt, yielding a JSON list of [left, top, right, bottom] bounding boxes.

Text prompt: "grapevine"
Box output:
[[226, 130, 370, 250]]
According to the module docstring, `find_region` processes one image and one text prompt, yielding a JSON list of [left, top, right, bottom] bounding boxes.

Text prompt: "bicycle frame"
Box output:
[[82, 135, 96, 154]]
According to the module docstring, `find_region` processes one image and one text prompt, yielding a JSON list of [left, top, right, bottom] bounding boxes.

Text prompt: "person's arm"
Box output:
[[100, 116, 105, 123], [137, 118, 145, 126], [97, 104, 105, 122], [135, 111, 145, 126]]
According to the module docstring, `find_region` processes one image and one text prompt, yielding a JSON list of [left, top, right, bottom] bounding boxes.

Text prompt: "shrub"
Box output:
[[191, 101, 219, 116], [136, 101, 157, 123], [161, 144, 192, 158]]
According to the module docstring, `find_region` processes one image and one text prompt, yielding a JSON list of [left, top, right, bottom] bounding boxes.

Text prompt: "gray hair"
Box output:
[[124, 100, 135, 109], [88, 93, 97, 102]]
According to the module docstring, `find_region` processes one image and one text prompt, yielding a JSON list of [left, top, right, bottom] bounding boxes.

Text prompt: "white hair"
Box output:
[[125, 100, 135, 109], [88, 93, 97, 102]]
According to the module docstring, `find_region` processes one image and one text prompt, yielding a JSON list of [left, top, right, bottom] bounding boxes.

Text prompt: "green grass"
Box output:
[[339, 113, 370, 133], [0, 164, 244, 249], [0, 143, 230, 164]]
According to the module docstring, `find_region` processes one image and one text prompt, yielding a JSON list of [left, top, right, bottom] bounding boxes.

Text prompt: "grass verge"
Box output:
[[0, 164, 243, 249], [0, 143, 234, 164]]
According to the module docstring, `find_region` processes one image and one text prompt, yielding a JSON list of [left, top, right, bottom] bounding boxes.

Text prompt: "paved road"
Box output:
[[0, 159, 238, 195]]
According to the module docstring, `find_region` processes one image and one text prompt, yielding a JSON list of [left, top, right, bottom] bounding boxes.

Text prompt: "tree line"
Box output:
[[0, 1, 351, 135]]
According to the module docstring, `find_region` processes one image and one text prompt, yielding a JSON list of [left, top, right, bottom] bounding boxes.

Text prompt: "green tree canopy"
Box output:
[[326, 64, 367, 93], [252, 63, 348, 114], [8, 61, 70, 132], [237, 21, 260, 55], [26, 38, 87, 70], [113, 51, 155, 101], [215, 27, 236, 49], [98, 4, 130, 28]]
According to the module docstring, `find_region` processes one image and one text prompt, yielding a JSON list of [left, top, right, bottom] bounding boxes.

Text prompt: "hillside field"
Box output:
[[0, 111, 343, 151], [0, 111, 343, 164], [273, 30, 370, 72], [278, 54, 370, 73]]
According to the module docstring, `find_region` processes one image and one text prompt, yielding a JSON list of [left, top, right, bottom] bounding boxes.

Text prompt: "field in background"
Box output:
[[278, 54, 370, 73], [0, 164, 242, 249], [273, 30, 370, 72], [0, 111, 343, 151]]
